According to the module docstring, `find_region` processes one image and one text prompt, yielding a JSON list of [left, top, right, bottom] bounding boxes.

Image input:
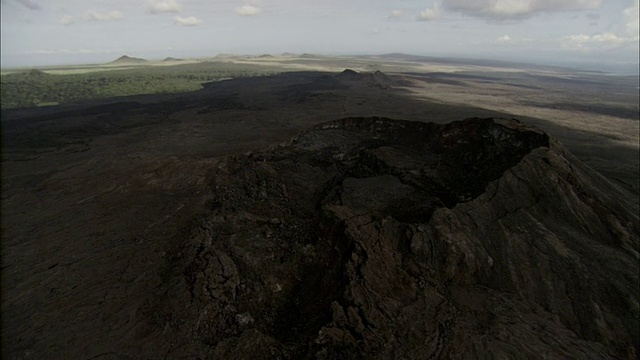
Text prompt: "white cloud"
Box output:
[[560, 32, 639, 51], [236, 4, 261, 16], [83, 10, 124, 21], [146, 0, 182, 14], [559, 0, 639, 52], [493, 35, 535, 44], [442, 0, 603, 20], [235, 0, 262, 16], [624, 0, 639, 35], [59, 15, 74, 25], [418, 4, 440, 21], [174, 15, 202, 26], [496, 34, 512, 43], [388, 10, 403, 19]]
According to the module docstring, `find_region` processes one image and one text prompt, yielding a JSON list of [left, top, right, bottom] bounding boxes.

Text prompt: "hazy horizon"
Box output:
[[2, 50, 639, 76], [1, 0, 639, 74]]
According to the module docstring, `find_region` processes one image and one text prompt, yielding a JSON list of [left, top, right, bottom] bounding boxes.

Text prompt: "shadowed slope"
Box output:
[[160, 117, 639, 359]]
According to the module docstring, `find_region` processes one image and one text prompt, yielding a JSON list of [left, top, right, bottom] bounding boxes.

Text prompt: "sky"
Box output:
[[1, 0, 638, 72]]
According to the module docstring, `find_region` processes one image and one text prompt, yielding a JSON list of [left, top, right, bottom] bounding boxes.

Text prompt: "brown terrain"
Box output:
[[1, 61, 639, 359]]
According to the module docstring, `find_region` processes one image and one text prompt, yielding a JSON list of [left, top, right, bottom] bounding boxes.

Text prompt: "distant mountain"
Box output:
[[336, 68, 362, 80], [335, 69, 406, 89], [162, 57, 183, 62], [109, 55, 148, 64], [299, 53, 321, 59], [371, 70, 392, 85]]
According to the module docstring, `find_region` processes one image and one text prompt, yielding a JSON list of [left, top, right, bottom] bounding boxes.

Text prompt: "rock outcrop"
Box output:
[[160, 117, 639, 359], [336, 69, 397, 89], [109, 55, 148, 64]]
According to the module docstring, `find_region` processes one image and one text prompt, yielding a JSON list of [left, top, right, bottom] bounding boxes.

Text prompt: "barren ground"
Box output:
[[1, 55, 638, 359]]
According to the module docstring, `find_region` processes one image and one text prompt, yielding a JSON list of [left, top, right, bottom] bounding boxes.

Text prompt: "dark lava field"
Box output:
[[1, 69, 638, 359]]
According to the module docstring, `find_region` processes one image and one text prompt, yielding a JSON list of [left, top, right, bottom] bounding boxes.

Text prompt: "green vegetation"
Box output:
[[0, 62, 280, 109]]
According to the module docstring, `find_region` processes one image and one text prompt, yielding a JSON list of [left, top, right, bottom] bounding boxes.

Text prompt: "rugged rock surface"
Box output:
[[336, 69, 403, 89], [158, 117, 638, 359]]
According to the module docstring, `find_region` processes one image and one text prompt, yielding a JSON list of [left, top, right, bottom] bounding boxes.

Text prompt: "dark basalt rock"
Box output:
[[337, 69, 362, 78], [160, 117, 639, 359], [335, 70, 393, 89]]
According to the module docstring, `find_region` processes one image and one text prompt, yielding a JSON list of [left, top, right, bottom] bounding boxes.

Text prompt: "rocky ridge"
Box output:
[[159, 117, 639, 359], [109, 55, 148, 64]]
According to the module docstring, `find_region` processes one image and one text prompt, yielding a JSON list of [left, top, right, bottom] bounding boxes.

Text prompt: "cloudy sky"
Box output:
[[1, 0, 638, 72]]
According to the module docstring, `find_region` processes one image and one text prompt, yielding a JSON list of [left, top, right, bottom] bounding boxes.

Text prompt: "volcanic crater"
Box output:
[[158, 117, 639, 359]]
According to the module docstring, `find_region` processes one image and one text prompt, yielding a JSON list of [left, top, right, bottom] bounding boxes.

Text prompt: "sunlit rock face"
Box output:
[[163, 117, 639, 359]]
